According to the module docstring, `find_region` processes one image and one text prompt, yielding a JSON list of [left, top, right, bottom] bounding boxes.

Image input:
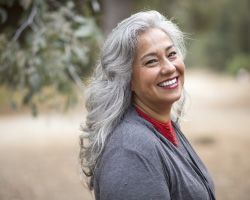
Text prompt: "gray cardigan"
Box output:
[[93, 107, 215, 200]]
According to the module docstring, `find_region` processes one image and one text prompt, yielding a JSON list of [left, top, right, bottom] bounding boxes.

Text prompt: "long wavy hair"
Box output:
[[80, 10, 186, 189]]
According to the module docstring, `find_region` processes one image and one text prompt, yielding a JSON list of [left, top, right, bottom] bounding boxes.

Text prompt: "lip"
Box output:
[[156, 76, 179, 90], [157, 76, 178, 86]]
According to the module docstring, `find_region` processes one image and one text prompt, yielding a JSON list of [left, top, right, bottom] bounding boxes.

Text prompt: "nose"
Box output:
[[160, 58, 176, 75]]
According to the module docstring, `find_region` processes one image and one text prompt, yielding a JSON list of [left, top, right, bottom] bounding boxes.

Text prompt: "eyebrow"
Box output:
[[140, 44, 174, 61]]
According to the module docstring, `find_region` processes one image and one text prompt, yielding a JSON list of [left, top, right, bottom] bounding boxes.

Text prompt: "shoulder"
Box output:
[[94, 145, 170, 199], [95, 106, 163, 172], [110, 108, 159, 156], [94, 117, 169, 199], [94, 107, 164, 177], [93, 108, 171, 199]]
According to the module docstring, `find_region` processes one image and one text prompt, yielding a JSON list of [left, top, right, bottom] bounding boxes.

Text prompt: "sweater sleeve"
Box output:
[[95, 148, 171, 200]]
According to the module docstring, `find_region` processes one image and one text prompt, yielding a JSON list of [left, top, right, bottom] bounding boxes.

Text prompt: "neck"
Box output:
[[133, 97, 171, 123]]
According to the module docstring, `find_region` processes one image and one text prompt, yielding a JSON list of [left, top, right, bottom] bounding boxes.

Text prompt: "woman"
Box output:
[[80, 10, 216, 200]]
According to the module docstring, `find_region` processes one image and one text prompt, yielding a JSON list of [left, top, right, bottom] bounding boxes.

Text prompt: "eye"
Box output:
[[145, 59, 158, 66], [168, 51, 177, 59]]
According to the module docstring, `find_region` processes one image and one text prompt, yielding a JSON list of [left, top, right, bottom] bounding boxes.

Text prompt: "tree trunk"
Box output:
[[101, 0, 133, 35]]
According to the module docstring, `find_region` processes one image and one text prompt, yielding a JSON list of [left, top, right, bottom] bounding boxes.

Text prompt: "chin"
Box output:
[[163, 94, 182, 105]]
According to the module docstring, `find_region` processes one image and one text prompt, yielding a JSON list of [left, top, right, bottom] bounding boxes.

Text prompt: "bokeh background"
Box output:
[[0, 0, 249, 199]]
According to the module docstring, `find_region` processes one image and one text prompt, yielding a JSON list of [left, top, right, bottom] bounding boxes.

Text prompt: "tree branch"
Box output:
[[12, 5, 37, 42]]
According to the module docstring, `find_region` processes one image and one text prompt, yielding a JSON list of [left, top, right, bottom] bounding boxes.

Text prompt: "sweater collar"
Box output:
[[135, 106, 178, 146]]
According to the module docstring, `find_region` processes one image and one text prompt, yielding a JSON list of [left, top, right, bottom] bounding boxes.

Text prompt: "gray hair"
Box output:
[[80, 10, 186, 188]]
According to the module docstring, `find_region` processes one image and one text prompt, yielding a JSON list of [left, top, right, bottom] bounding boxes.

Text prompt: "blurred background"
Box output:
[[0, 0, 249, 199]]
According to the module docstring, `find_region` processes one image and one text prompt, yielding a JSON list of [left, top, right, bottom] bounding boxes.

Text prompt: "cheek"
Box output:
[[131, 68, 141, 92], [180, 62, 185, 85], [131, 69, 151, 93], [174, 59, 185, 85], [182, 63, 186, 74], [182, 63, 186, 77], [177, 60, 185, 76]]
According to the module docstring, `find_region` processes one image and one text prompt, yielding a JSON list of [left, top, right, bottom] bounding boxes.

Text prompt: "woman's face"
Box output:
[[131, 28, 185, 112]]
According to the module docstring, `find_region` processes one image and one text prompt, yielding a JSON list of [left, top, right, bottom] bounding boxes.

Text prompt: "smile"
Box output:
[[158, 77, 178, 88]]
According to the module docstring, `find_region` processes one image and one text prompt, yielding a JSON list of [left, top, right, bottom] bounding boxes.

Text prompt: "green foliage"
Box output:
[[135, 0, 250, 72], [227, 54, 250, 75], [0, 0, 102, 114], [203, 0, 250, 71]]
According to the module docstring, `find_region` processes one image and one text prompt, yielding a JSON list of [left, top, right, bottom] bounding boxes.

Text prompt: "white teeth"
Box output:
[[158, 78, 177, 87]]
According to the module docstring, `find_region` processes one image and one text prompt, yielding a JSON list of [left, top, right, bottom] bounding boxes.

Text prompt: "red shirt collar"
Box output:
[[135, 106, 178, 146]]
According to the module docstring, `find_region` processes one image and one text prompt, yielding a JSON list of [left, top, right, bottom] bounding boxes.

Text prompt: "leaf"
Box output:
[[74, 26, 93, 38], [72, 46, 88, 62], [0, 0, 103, 115], [73, 16, 87, 24]]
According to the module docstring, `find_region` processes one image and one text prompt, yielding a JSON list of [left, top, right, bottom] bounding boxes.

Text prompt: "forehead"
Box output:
[[135, 28, 173, 56], [138, 28, 171, 43]]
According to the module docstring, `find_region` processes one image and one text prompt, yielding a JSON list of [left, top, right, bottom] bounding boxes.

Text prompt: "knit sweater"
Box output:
[[93, 106, 215, 200]]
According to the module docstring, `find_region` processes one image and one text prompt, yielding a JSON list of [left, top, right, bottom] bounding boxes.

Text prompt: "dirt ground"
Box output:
[[0, 69, 249, 200]]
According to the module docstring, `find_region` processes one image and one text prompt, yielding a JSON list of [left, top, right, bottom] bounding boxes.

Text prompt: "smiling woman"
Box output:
[[80, 10, 216, 200], [131, 28, 185, 122]]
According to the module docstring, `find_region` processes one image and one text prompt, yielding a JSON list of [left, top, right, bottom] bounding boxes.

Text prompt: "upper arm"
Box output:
[[96, 148, 170, 200]]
